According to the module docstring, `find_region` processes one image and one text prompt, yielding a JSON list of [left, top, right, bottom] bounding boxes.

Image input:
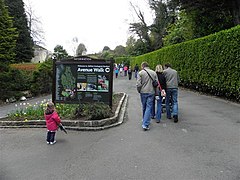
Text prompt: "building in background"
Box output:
[[31, 44, 52, 63]]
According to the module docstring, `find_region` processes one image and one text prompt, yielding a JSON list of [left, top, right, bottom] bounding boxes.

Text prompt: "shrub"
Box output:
[[30, 59, 53, 96], [74, 102, 111, 120], [130, 25, 240, 102], [0, 65, 31, 101]]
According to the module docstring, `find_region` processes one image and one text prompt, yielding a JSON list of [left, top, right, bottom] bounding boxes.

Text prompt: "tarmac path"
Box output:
[[0, 94, 52, 119], [0, 75, 240, 180]]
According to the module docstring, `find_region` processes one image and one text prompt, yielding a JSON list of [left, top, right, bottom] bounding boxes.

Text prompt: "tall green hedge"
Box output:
[[128, 25, 240, 101]]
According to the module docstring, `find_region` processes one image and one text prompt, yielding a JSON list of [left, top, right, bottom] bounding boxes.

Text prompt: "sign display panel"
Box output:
[[53, 57, 113, 106]]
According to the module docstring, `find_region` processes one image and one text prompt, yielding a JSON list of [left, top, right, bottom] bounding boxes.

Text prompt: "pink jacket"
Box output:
[[45, 111, 61, 131]]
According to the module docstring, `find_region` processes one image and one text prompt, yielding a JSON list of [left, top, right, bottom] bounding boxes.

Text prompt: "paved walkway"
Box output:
[[1, 75, 240, 180], [0, 94, 52, 119]]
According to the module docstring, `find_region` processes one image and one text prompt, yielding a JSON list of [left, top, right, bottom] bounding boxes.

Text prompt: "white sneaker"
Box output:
[[50, 141, 56, 145], [47, 141, 50, 145]]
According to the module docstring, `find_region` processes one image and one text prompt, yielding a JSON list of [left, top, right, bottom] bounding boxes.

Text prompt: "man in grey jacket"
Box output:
[[163, 63, 180, 123], [136, 62, 158, 130]]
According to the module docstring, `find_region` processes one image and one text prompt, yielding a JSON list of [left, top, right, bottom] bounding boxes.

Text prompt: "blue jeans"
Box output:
[[135, 71, 138, 79], [151, 96, 163, 120], [166, 88, 178, 118], [140, 93, 154, 128], [151, 96, 156, 117], [156, 96, 163, 121]]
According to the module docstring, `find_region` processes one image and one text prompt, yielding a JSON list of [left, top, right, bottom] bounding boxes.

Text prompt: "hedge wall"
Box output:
[[124, 25, 240, 101]]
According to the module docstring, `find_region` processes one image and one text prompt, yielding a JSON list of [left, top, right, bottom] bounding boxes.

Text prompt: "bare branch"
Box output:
[[24, 0, 45, 45]]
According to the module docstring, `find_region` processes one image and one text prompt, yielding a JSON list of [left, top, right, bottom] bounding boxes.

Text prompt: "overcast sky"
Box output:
[[23, 0, 153, 55]]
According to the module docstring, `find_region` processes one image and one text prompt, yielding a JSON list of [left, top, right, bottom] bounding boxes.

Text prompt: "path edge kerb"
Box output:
[[0, 92, 128, 131]]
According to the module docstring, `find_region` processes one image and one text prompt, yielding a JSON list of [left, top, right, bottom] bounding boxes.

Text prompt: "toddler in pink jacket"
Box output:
[[44, 102, 61, 145]]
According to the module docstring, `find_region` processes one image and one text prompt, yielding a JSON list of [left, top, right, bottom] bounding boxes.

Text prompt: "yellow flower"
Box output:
[[24, 119, 28, 122]]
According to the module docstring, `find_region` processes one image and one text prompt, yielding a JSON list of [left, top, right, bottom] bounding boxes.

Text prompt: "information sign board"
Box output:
[[52, 56, 113, 106]]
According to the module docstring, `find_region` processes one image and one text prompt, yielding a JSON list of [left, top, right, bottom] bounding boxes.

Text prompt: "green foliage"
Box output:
[[30, 59, 53, 96], [53, 45, 69, 60], [164, 10, 194, 46], [113, 45, 127, 56], [8, 103, 78, 120], [0, 0, 18, 63], [8, 101, 113, 121], [8, 103, 45, 120], [130, 25, 240, 101], [0, 62, 10, 72], [115, 57, 131, 66], [56, 103, 78, 119], [149, 0, 176, 50], [100, 50, 114, 60], [74, 102, 111, 120], [125, 36, 136, 55], [0, 65, 31, 100], [176, 0, 234, 38], [5, 0, 34, 62]]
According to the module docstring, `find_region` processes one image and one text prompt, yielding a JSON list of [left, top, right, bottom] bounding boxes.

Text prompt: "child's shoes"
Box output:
[[50, 141, 56, 145]]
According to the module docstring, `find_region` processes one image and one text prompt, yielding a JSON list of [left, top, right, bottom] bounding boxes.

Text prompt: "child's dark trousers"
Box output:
[[46, 131, 56, 143]]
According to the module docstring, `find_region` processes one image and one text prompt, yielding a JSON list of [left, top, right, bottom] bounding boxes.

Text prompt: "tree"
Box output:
[[163, 10, 194, 46], [129, 2, 152, 53], [100, 46, 114, 59], [125, 36, 136, 55], [53, 45, 69, 60], [177, 0, 240, 25], [24, 1, 45, 46], [5, 0, 34, 62], [102, 46, 111, 52], [0, 0, 18, 64], [172, 0, 235, 38], [125, 36, 147, 56], [114, 45, 127, 56], [149, 0, 178, 49], [76, 43, 87, 56]]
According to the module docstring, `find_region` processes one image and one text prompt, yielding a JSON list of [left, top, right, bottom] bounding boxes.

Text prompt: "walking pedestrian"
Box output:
[[136, 62, 158, 130], [124, 65, 128, 76], [119, 66, 123, 76], [134, 64, 139, 79], [128, 66, 133, 80], [152, 64, 166, 123], [114, 67, 119, 78], [44, 102, 61, 144], [163, 63, 180, 123]]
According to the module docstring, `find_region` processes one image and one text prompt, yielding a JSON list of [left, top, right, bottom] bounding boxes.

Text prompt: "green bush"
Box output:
[[130, 25, 240, 102], [30, 59, 53, 96], [0, 64, 31, 101], [115, 56, 131, 66], [74, 102, 111, 120]]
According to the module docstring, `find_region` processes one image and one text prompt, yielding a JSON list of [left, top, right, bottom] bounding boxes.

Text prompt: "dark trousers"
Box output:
[[128, 73, 132, 80], [46, 131, 56, 142]]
